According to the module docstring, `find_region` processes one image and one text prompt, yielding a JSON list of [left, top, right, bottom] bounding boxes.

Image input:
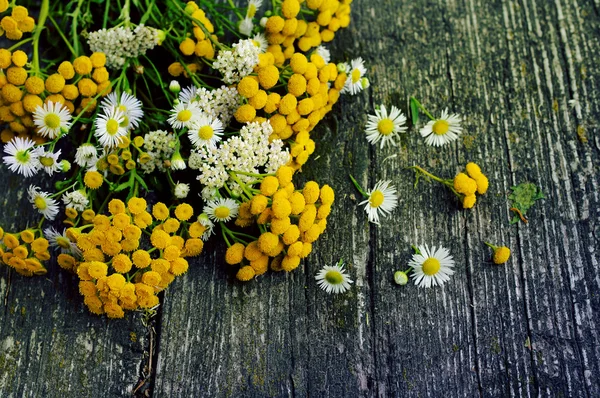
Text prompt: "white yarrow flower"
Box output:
[[365, 104, 407, 148], [409, 244, 456, 288], [359, 180, 398, 225], [32, 101, 72, 139], [315, 260, 353, 294], [62, 190, 89, 212], [419, 109, 463, 147], [28, 185, 59, 220], [174, 183, 190, 199]]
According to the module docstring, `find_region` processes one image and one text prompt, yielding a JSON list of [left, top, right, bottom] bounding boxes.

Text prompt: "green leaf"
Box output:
[[135, 174, 149, 191], [410, 97, 420, 125], [114, 182, 131, 192], [508, 182, 544, 224]]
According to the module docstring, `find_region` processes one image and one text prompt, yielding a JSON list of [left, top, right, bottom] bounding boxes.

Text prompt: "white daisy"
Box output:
[[315, 260, 353, 294], [315, 45, 331, 63], [246, 0, 262, 18], [38, 149, 62, 176], [204, 198, 239, 223], [365, 104, 407, 148], [197, 213, 215, 241], [62, 190, 89, 212], [419, 109, 463, 147], [251, 33, 268, 53], [174, 182, 190, 199], [44, 227, 82, 257], [188, 115, 224, 149], [239, 17, 254, 36], [28, 185, 59, 220], [168, 101, 201, 129], [170, 151, 186, 170], [94, 106, 128, 148], [32, 101, 72, 139], [409, 244, 455, 288], [101, 92, 144, 129], [74, 143, 99, 169], [2, 137, 41, 177], [178, 85, 198, 104], [359, 180, 398, 225], [341, 57, 367, 95]]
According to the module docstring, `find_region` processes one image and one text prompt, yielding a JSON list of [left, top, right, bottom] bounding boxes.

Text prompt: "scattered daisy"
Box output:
[[2, 137, 41, 177], [94, 107, 128, 148], [341, 57, 367, 95], [419, 109, 463, 147], [168, 101, 201, 129], [197, 213, 215, 241], [32, 101, 72, 139], [74, 143, 99, 169], [178, 85, 198, 104], [246, 0, 262, 18], [188, 115, 224, 149], [365, 104, 407, 148], [409, 244, 455, 288], [315, 45, 331, 64], [62, 190, 89, 212], [38, 149, 62, 176], [101, 92, 144, 129], [315, 260, 353, 294], [44, 227, 82, 257], [359, 180, 398, 225], [174, 182, 190, 199], [28, 185, 59, 220], [204, 198, 239, 223], [251, 33, 268, 53]]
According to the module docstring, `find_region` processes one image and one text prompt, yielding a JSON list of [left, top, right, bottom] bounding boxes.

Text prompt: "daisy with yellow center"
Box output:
[[94, 106, 127, 148], [419, 108, 463, 147], [365, 104, 407, 148], [100, 92, 144, 130], [251, 33, 268, 53], [168, 101, 201, 129], [32, 101, 72, 139], [44, 227, 82, 256], [341, 57, 367, 95], [409, 244, 455, 288], [356, 179, 398, 225], [204, 198, 239, 223], [188, 114, 224, 149], [315, 260, 353, 294], [2, 136, 41, 177], [27, 185, 59, 220]]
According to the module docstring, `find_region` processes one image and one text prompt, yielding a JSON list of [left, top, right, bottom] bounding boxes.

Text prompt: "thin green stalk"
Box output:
[[47, 15, 76, 57], [32, 0, 50, 74], [410, 97, 435, 121], [349, 174, 368, 198]]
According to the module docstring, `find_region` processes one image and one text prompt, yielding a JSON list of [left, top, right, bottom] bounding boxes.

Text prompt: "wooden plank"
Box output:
[[0, 177, 148, 397]]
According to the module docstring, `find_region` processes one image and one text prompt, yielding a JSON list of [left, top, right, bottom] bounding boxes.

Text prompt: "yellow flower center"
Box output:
[[351, 69, 361, 83], [177, 109, 192, 122], [248, 4, 257, 17], [56, 237, 71, 249], [252, 40, 260, 48], [44, 113, 61, 129], [198, 125, 214, 140], [106, 119, 120, 136], [325, 270, 343, 284], [369, 190, 384, 208], [34, 196, 47, 210], [214, 206, 230, 219], [422, 258, 441, 276], [377, 118, 394, 136], [432, 120, 449, 135], [40, 156, 55, 167], [15, 150, 30, 163]]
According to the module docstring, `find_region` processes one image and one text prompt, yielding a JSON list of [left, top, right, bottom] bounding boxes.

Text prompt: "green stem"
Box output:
[[7, 37, 33, 52], [227, 0, 244, 19], [32, 0, 50, 75], [47, 15, 76, 57], [71, 0, 85, 56], [410, 97, 435, 121], [484, 242, 498, 250], [408, 166, 453, 188], [349, 174, 368, 198]]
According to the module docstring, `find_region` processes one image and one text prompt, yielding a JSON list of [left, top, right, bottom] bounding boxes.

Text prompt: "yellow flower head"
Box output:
[[170, 257, 189, 275], [132, 250, 152, 268], [112, 253, 133, 273], [225, 243, 245, 265], [493, 247, 511, 264], [302, 181, 320, 204], [162, 218, 180, 234], [237, 76, 259, 98], [73, 56, 93, 75], [236, 265, 255, 281], [84, 171, 103, 189], [142, 271, 162, 286], [152, 202, 170, 221], [453, 173, 477, 196], [174, 203, 193, 221], [150, 229, 171, 249], [127, 197, 147, 215], [88, 261, 108, 279]]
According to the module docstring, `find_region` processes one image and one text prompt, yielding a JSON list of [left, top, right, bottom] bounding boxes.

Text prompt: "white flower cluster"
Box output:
[[212, 39, 259, 84], [62, 190, 89, 212], [192, 121, 290, 197], [178, 85, 241, 126], [87, 25, 160, 69], [139, 130, 177, 174]]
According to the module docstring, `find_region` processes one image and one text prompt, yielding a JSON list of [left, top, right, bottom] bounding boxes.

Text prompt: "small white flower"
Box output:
[[28, 185, 59, 220], [38, 149, 62, 176], [419, 109, 463, 147], [365, 104, 407, 149], [246, 0, 262, 18], [188, 115, 224, 149], [359, 180, 398, 225], [174, 183, 190, 199], [2, 137, 41, 177], [170, 151, 186, 170], [74, 143, 99, 169], [94, 106, 128, 148], [204, 198, 239, 223], [62, 190, 89, 212], [409, 244, 455, 288], [315, 45, 331, 63], [197, 213, 215, 241], [315, 260, 353, 294], [168, 101, 201, 129], [341, 57, 367, 95], [251, 33, 268, 53], [239, 17, 254, 36], [32, 101, 72, 139], [44, 227, 82, 257], [179, 85, 198, 104], [101, 92, 144, 130]]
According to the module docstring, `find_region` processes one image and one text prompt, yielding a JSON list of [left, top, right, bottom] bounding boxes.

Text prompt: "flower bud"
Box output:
[[169, 80, 181, 93], [394, 271, 408, 285]]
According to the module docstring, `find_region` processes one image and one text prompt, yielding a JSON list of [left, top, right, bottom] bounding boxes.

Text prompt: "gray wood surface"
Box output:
[[2, 0, 600, 396]]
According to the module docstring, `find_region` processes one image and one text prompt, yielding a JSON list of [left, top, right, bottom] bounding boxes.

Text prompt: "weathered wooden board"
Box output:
[[2, 0, 600, 396]]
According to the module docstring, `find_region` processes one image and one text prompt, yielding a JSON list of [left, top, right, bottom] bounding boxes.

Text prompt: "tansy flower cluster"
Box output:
[[0, 3, 35, 41], [0, 226, 50, 276]]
